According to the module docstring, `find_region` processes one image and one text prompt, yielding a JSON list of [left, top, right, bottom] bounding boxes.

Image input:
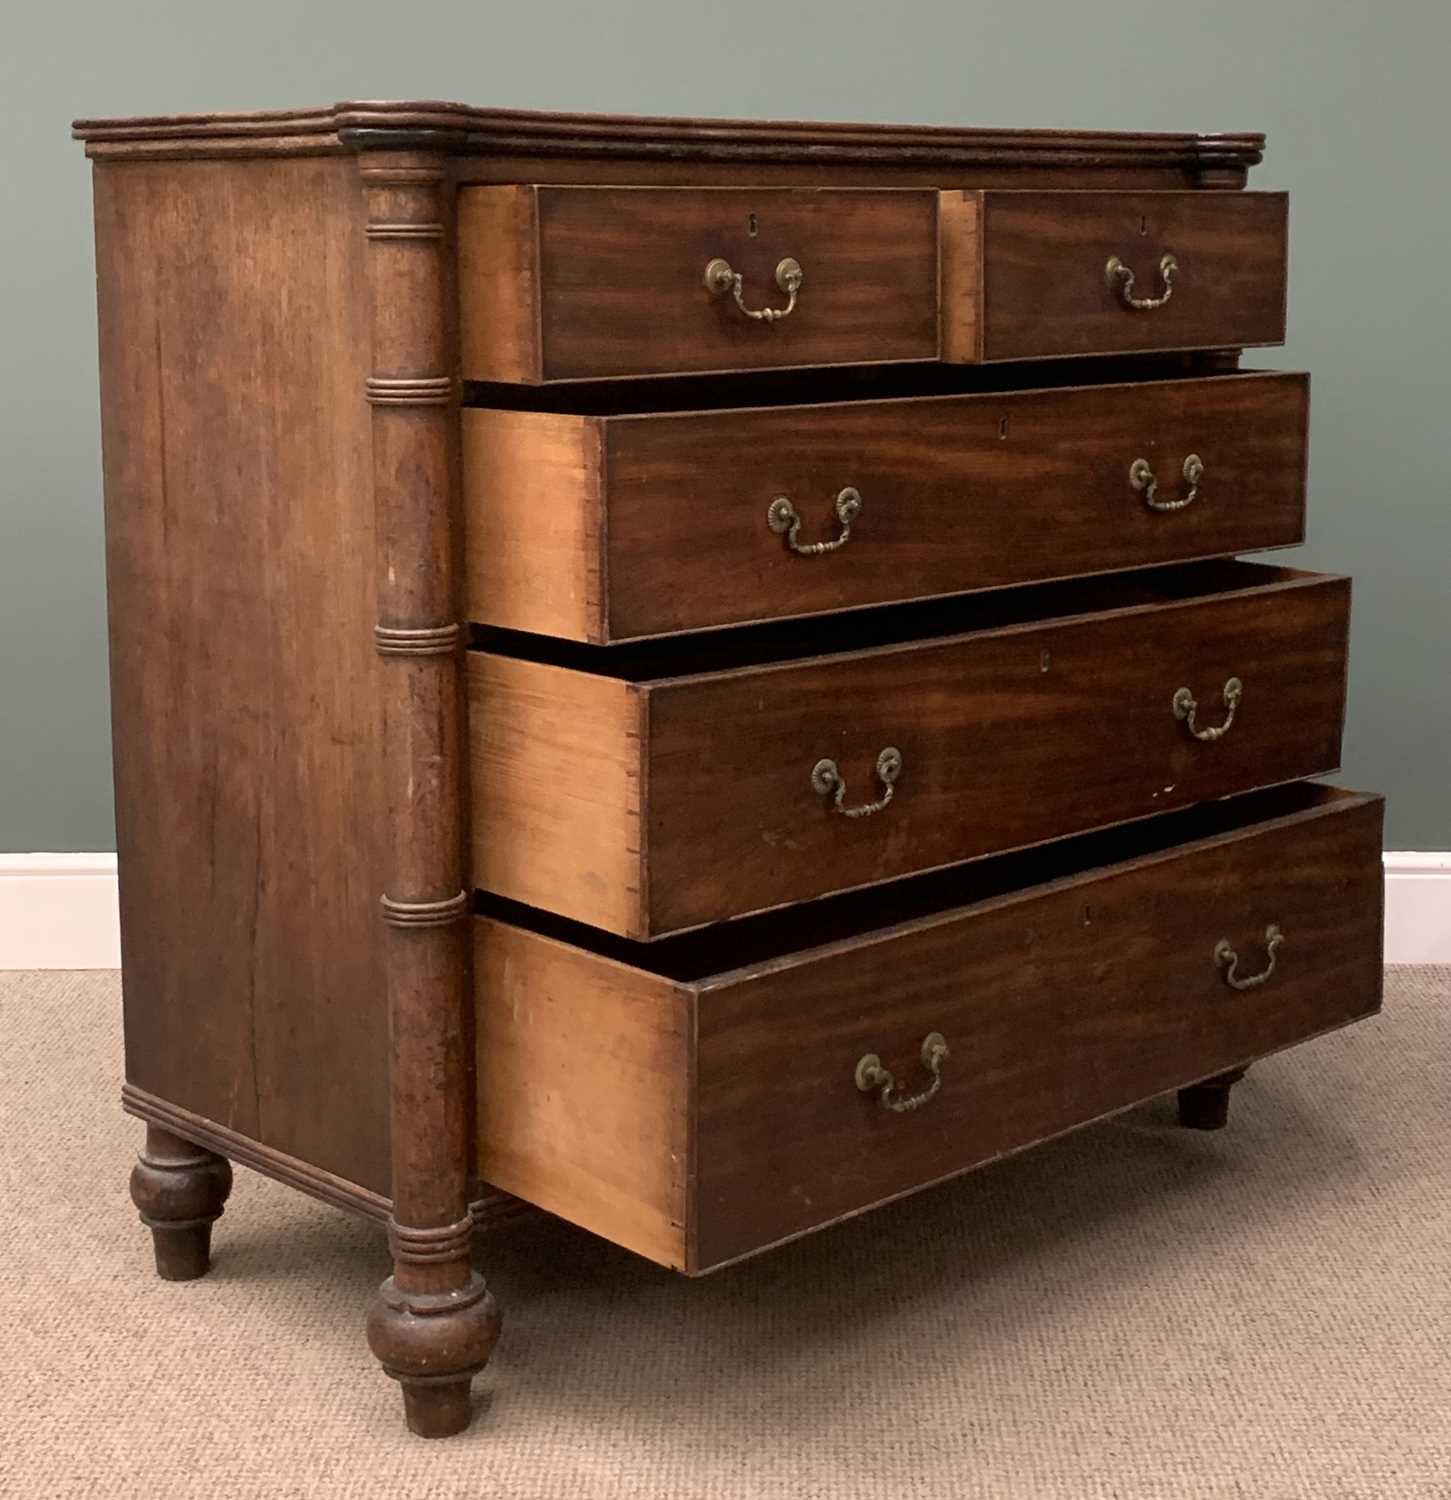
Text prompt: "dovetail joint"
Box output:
[[364, 375, 454, 406], [380, 891, 470, 929], [373, 623, 460, 657]]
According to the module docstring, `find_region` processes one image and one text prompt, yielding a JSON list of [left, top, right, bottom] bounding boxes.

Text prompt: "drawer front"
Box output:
[[459, 186, 940, 382], [693, 789, 1384, 1267], [946, 190, 1288, 362], [646, 572, 1348, 934], [461, 370, 1308, 642]]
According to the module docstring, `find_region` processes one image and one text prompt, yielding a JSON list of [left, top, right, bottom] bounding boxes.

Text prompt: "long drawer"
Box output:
[[473, 784, 1385, 1272], [458, 186, 1286, 382], [468, 561, 1350, 938], [463, 370, 1309, 641]]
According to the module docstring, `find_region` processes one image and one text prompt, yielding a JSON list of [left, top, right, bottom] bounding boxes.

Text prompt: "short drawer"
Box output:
[[944, 189, 1288, 362], [459, 186, 1284, 382], [459, 186, 941, 382], [463, 369, 1309, 641], [473, 784, 1385, 1272], [469, 561, 1350, 938]]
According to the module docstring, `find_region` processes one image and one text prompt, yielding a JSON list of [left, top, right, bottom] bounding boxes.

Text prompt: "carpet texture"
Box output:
[[1, 967, 1447, 1499]]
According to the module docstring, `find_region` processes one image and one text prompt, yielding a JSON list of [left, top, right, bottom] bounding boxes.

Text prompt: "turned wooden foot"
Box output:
[[129, 1123, 234, 1280], [1177, 1067, 1249, 1131], [365, 1218, 502, 1438]]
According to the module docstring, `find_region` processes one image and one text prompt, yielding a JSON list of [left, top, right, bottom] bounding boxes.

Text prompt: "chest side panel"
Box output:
[[94, 154, 390, 1194]]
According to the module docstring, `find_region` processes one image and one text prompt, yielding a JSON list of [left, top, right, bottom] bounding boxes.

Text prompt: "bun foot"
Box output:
[[1177, 1067, 1249, 1131], [400, 1377, 476, 1439], [367, 1266, 501, 1438], [129, 1123, 233, 1280]]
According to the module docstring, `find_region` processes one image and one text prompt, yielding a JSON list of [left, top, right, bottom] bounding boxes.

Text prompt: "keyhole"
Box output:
[[748, 212, 759, 237], [1138, 216, 1148, 236], [998, 415, 1010, 439]]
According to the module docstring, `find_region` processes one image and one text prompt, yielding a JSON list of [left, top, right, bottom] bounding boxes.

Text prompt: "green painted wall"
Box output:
[[3, 0, 1446, 849]]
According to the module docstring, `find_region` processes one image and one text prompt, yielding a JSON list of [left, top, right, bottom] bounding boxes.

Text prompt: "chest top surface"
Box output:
[[71, 100, 1264, 181]]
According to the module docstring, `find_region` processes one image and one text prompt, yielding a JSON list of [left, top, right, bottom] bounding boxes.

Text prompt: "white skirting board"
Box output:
[[0, 852, 1447, 970]]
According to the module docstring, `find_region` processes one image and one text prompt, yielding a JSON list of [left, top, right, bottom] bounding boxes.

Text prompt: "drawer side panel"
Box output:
[[463, 408, 606, 642], [468, 654, 647, 936], [473, 918, 691, 1268], [458, 185, 542, 381]]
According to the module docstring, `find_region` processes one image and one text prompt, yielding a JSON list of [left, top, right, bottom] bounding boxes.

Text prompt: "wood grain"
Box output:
[[467, 654, 647, 937], [358, 149, 501, 1441], [93, 155, 390, 1194], [457, 186, 540, 386], [972, 190, 1289, 361], [459, 186, 940, 381], [467, 564, 1350, 937], [690, 787, 1384, 1267], [461, 370, 1309, 641], [467, 786, 1382, 1271], [645, 568, 1348, 934], [73, 105, 1265, 192], [937, 190, 983, 362], [462, 407, 605, 641], [473, 919, 691, 1267]]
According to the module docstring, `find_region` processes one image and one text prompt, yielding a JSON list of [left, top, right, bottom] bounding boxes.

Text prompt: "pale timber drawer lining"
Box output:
[[472, 783, 1361, 981]]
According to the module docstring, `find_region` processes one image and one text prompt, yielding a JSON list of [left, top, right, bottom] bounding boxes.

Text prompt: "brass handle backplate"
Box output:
[[1131, 453, 1204, 511], [1106, 252, 1178, 310], [811, 746, 901, 818], [1173, 676, 1242, 742], [856, 1032, 950, 1113], [768, 487, 862, 555], [1216, 924, 1283, 990], [705, 256, 803, 322]]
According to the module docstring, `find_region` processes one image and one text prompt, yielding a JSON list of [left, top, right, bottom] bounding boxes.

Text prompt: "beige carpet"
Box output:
[[2, 968, 1447, 1499]]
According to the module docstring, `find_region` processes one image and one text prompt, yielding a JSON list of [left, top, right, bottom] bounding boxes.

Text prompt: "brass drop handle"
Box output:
[[705, 256, 804, 322], [1106, 252, 1178, 310], [811, 746, 901, 819], [1131, 453, 1203, 512], [768, 487, 862, 555], [1216, 924, 1283, 991], [856, 1032, 950, 1113], [1173, 676, 1241, 742]]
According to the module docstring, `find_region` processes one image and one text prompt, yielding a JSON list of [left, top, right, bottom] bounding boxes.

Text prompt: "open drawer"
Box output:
[[468, 561, 1350, 938], [473, 784, 1384, 1272], [463, 368, 1309, 641]]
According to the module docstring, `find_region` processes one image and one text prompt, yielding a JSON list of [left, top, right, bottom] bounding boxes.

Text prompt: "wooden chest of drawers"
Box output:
[[73, 101, 1383, 1439]]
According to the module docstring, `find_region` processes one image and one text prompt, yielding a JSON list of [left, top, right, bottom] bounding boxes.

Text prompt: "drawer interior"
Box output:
[[477, 781, 1365, 980], [471, 558, 1335, 681], [463, 355, 1252, 417]]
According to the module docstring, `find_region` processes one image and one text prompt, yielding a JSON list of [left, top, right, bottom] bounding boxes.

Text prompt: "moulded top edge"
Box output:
[[72, 101, 1265, 172]]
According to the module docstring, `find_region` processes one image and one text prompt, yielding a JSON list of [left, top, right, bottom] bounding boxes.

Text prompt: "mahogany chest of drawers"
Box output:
[[73, 101, 1384, 1439]]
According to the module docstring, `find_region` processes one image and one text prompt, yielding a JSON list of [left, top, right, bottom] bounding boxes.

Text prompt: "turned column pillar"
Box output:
[[355, 146, 499, 1439]]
